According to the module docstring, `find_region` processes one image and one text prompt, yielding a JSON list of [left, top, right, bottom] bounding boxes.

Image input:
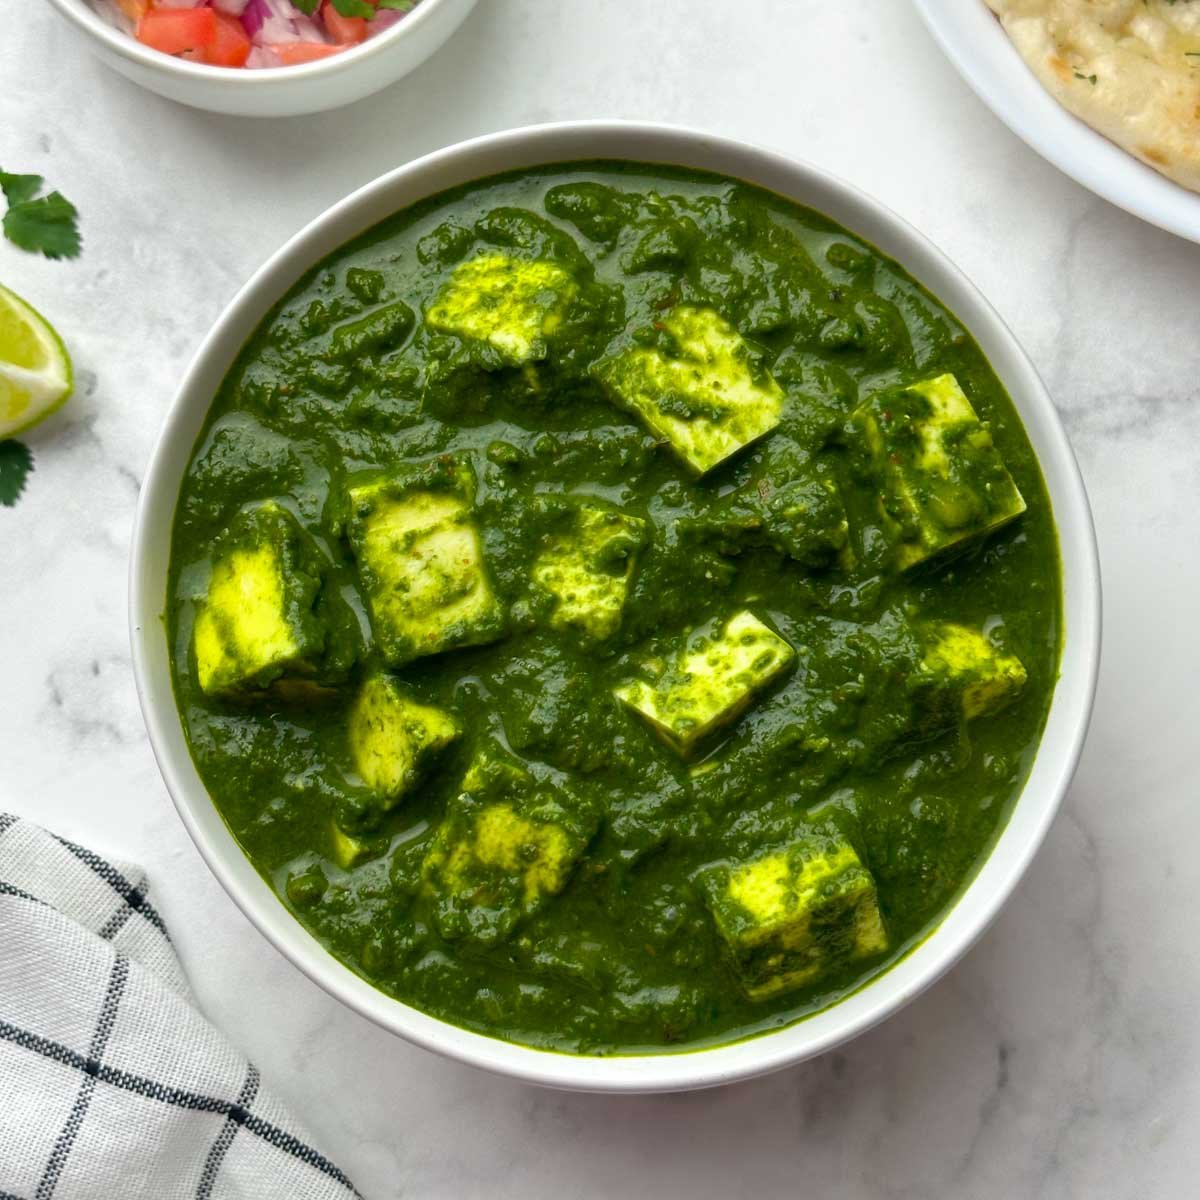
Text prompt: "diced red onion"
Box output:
[[254, 14, 297, 44], [249, 0, 328, 43], [293, 14, 328, 42], [213, 0, 250, 14], [262, 0, 306, 19], [367, 8, 406, 36], [245, 44, 283, 67], [155, 0, 207, 9], [240, 0, 269, 37]]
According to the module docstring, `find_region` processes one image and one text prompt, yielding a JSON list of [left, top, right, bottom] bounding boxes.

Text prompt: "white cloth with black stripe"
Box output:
[[0, 813, 360, 1200]]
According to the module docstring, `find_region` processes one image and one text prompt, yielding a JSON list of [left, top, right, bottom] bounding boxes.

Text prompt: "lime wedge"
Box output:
[[0, 283, 72, 438]]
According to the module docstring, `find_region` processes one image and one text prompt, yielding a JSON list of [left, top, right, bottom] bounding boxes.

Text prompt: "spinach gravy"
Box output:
[[167, 163, 1061, 1054]]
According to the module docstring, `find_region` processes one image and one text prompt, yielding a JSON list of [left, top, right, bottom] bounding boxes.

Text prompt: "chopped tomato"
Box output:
[[136, 8, 216, 57], [202, 12, 251, 68], [322, 1, 368, 45], [273, 42, 346, 65]]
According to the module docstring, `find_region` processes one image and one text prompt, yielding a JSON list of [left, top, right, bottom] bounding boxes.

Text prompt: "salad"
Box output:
[[91, 0, 418, 69]]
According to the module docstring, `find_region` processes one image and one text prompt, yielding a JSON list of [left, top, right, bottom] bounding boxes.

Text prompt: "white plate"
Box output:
[[914, 0, 1200, 244]]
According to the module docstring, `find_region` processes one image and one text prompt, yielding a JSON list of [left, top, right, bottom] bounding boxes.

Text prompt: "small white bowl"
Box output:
[[129, 122, 1101, 1093], [914, 0, 1200, 245], [47, 0, 478, 117]]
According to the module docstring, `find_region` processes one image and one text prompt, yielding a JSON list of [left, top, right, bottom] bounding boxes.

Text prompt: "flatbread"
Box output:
[[986, 0, 1200, 193]]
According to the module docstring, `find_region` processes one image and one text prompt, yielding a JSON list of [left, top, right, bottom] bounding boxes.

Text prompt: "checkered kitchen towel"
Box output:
[[0, 813, 360, 1200]]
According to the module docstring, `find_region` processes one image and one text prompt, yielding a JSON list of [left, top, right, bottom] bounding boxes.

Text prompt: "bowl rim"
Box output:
[[913, 0, 1200, 245], [129, 120, 1102, 1093], [47, 0, 457, 84]]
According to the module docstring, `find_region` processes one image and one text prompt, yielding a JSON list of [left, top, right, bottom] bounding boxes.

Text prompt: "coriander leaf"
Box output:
[[0, 170, 42, 208], [332, 0, 375, 15], [4, 191, 81, 260], [0, 439, 33, 507], [376, 0, 415, 11], [290, 0, 319, 13]]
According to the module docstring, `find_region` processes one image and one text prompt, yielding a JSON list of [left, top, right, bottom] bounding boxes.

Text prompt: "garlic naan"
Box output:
[[986, 0, 1200, 193]]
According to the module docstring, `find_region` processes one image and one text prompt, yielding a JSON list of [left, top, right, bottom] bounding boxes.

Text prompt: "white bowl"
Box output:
[[47, 0, 477, 117], [129, 121, 1101, 1093], [914, 0, 1200, 245]]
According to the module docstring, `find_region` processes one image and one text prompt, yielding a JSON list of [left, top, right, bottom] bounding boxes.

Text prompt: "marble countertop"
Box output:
[[4, 1, 1198, 1196]]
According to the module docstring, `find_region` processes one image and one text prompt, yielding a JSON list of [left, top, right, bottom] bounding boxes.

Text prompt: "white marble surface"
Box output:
[[3, 1, 1198, 1196]]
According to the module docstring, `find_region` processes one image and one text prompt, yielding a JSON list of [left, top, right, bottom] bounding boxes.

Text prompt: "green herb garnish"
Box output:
[[291, 0, 410, 18], [0, 439, 33, 507], [331, 0, 376, 15], [0, 170, 81, 260], [291, 0, 375, 14]]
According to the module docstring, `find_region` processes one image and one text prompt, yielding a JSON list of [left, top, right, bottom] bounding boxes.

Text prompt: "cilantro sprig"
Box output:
[[0, 170, 81, 260], [0, 439, 34, 507]]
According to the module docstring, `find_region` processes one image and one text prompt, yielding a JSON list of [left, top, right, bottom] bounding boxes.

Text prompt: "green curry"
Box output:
[[167, 163, 1061, 1054]]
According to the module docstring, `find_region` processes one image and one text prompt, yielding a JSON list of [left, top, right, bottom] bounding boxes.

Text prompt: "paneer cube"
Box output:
[[421, 747, 594, 946], [614, 610, 795, 758], [698, 836, 888, 1000], [193, 502, 326, 699], [532, 503, 646, 642], [850, 373, 1026, 571], [346, 457, 505, 667], [348, 674, 460, 807], [593, 306, 784, 476], [425, 253, 578, 367], [914, 622, 1028, 724], [329, 820, 382, 871]]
